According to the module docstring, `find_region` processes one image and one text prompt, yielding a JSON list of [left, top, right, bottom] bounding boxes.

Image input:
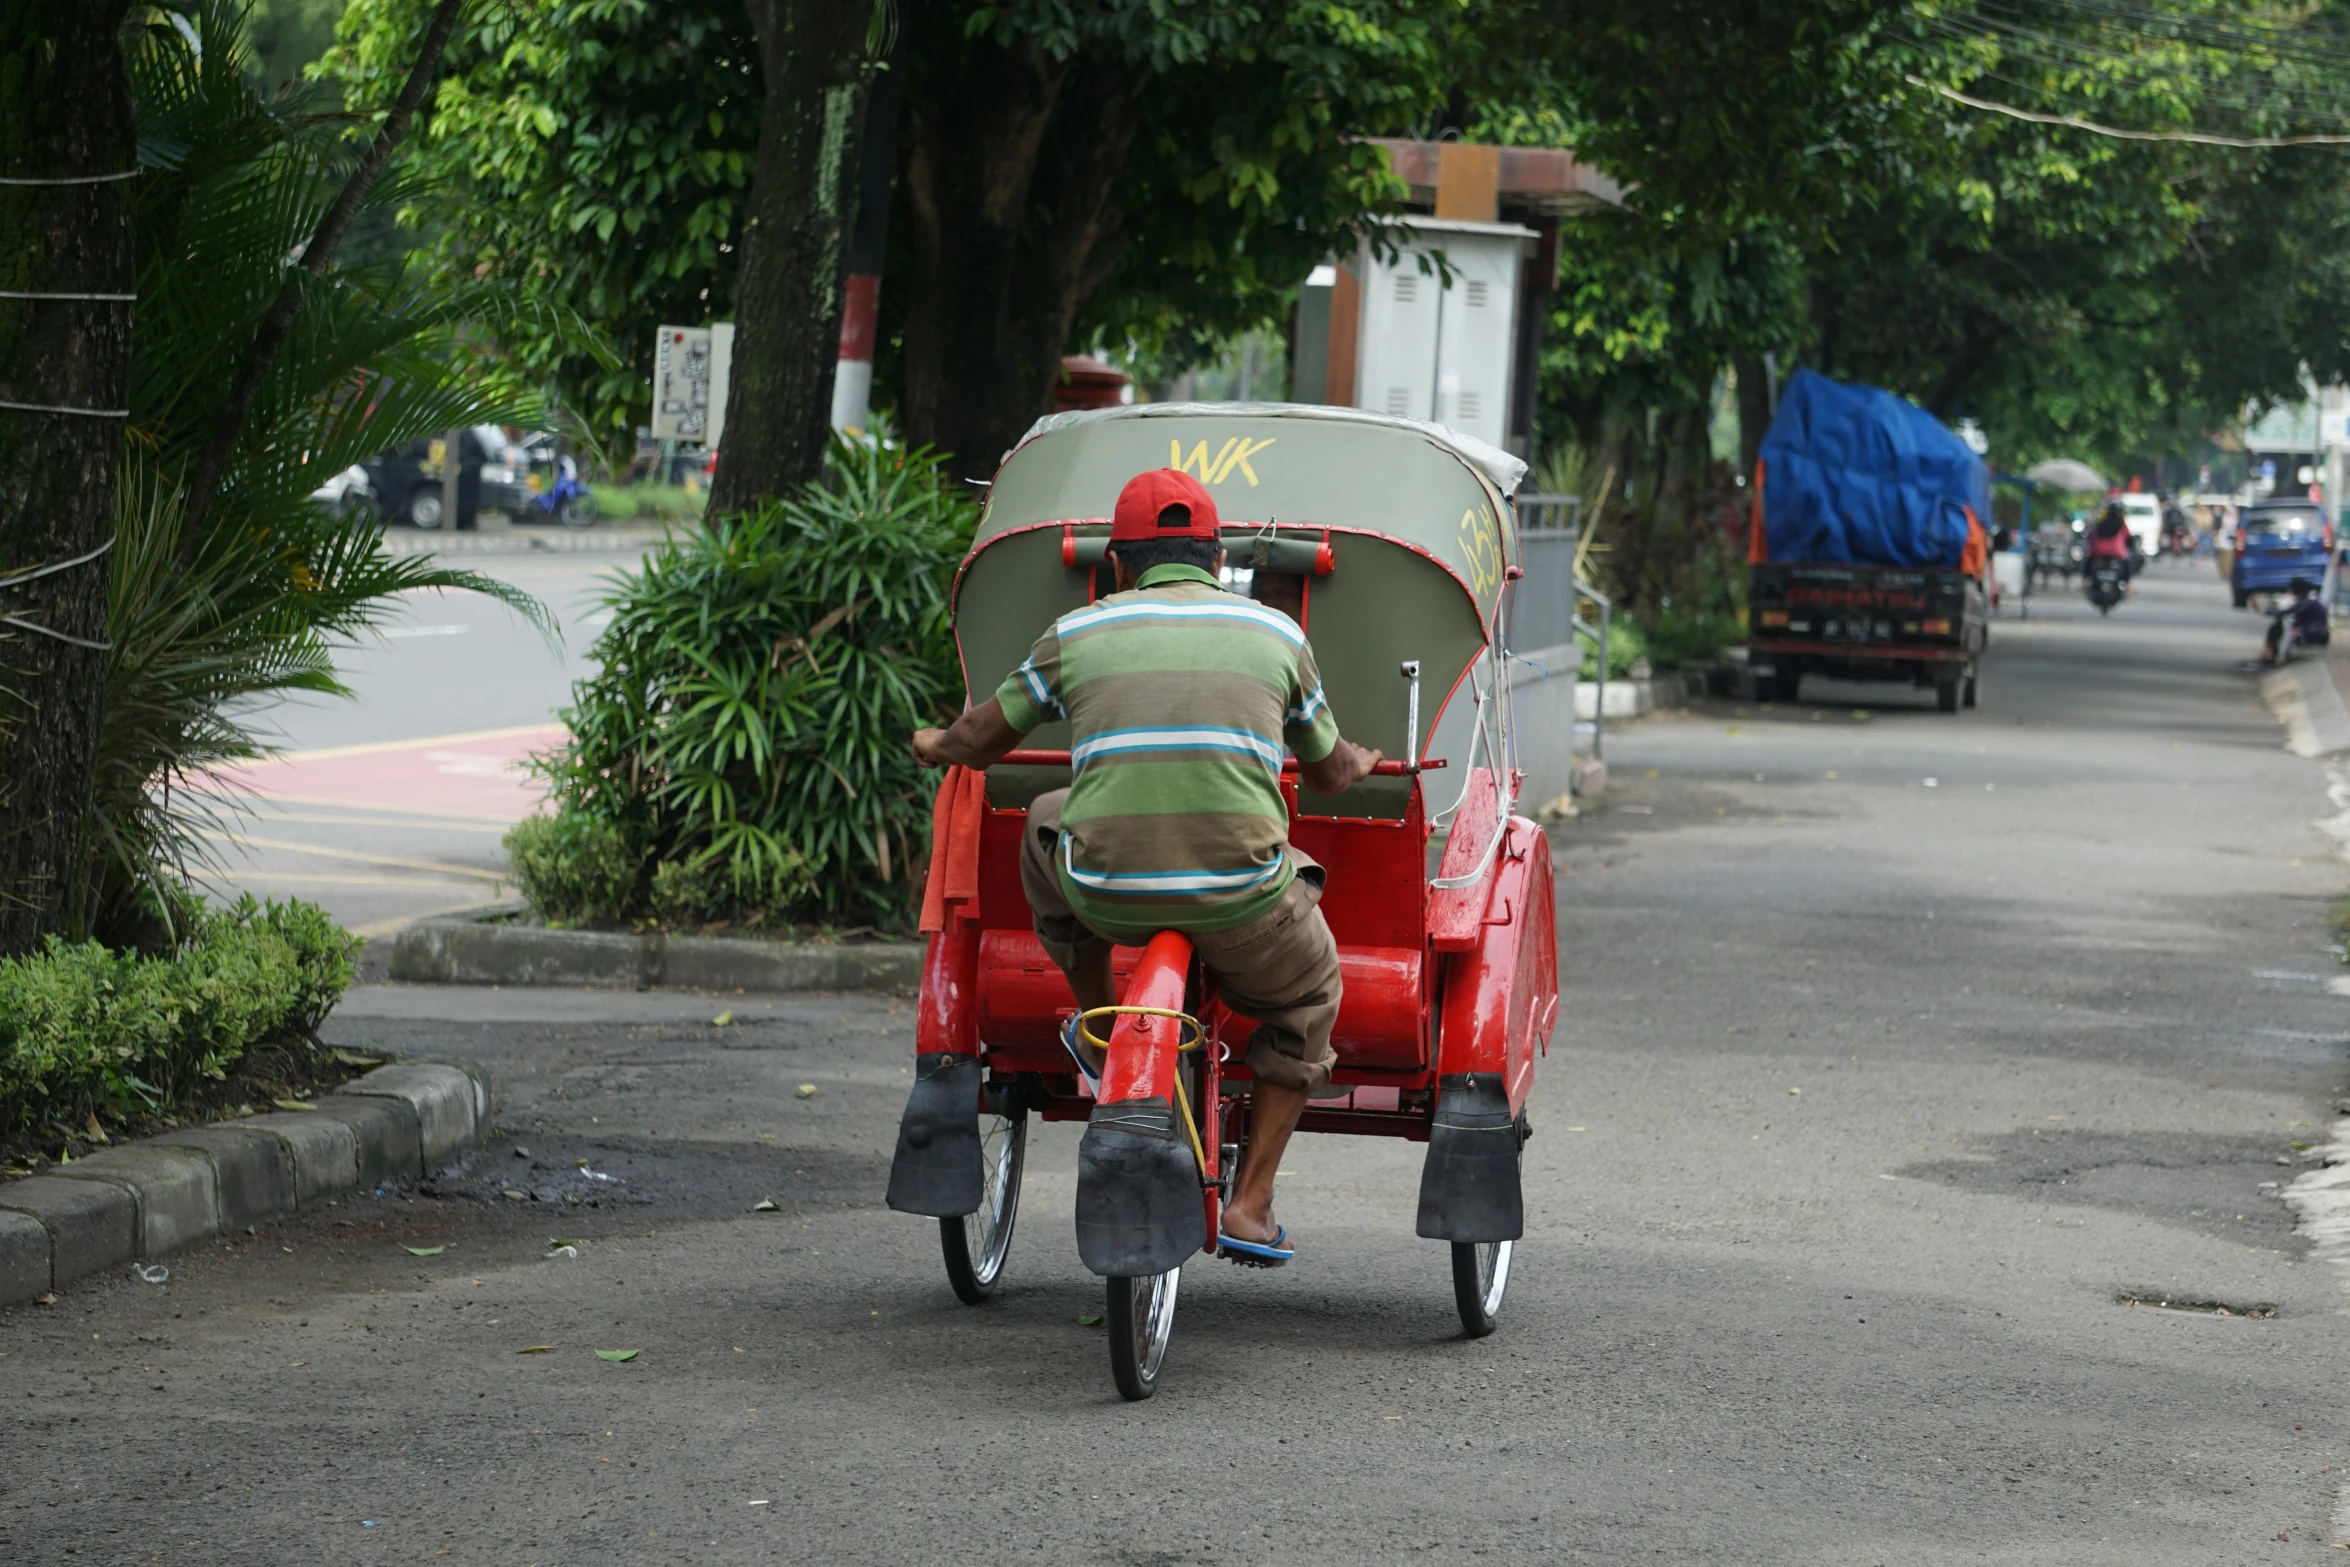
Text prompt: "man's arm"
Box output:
[[1297, 734, 1381, 795], [912, 696, 1026, 771]]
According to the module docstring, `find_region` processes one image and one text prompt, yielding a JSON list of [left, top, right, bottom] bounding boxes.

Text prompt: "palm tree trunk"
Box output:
[[0, 2, 138, 952]]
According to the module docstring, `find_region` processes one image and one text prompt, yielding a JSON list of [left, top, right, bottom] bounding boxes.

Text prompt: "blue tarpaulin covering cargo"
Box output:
[[1757, 369, 1992, 568]]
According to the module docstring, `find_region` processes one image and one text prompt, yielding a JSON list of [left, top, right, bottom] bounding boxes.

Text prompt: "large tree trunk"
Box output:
[[0, 3, 138, 953], [899, 27, 1152, 483], [706, 0, 874, 516]]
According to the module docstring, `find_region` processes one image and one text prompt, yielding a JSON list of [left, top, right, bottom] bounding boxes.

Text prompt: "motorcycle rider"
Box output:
[[2085, 502, 2134, 602], [2262, 576, 2331, 664], [2086, 503, 2134, 571]]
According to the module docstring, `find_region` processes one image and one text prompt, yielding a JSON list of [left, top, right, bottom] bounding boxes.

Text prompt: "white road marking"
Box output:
[[347, 896, 507, 941], [248, 810, 504, 834], [381, 624, 469, 639], [194, 870, 487, 889], [197, 828, 502, 881]]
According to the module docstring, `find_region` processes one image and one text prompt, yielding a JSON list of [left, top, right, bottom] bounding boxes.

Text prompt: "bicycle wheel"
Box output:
[[939, 1107, 1026, 1304], [1106, 1266, 1181, 1401], [1450, 1239, 1514, 1338]]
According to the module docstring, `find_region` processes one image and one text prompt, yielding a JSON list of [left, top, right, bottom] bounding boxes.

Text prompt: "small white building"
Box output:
[[1290, 140, 1623, 457], [2241, 386, 2350, 510]]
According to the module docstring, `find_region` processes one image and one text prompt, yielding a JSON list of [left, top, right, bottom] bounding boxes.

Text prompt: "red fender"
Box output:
[[915, 916, 982, 1058], [1434, 819, 1560, 1114], [1097, 930, 1194, 1105]]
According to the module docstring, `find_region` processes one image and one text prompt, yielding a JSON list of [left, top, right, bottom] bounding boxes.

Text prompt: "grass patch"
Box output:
[[587, 482, 706, 523]]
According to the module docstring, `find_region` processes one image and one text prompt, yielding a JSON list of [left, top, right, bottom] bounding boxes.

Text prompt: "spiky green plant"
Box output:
[[79, 2, 581, 939], [523, 435, 976, 929]]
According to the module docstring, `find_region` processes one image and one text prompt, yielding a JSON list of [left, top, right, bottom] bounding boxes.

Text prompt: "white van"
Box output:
[[2120, 493, 2161, 554]]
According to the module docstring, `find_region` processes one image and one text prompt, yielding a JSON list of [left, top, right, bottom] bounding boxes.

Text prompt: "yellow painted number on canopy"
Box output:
[[1458, 506, 1503, 599]]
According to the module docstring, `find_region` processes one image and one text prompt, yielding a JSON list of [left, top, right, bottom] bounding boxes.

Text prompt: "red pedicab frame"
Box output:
[[886, 405, 1562, 1398]]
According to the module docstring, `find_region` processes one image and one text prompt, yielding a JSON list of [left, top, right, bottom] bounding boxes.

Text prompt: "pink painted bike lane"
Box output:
[[205, 724, 566, 822]]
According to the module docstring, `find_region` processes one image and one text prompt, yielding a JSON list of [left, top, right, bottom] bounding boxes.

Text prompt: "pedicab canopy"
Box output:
[[954, 404, 1528, 818], [1754, 369, 1992, 571]]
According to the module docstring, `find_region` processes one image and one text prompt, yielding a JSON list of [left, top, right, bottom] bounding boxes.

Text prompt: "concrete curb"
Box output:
[[0, 1059, 489, 1308], [2261, 660, 2350, 758], [387, 912, 923, 993], [375, 521, 683, 558], [1572, 667, 1712, 720]]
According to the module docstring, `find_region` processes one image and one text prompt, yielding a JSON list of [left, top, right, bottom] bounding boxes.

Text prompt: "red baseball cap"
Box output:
[[1110, 468, 1221, 542]]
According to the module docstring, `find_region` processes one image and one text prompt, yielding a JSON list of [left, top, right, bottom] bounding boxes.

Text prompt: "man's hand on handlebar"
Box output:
[[911, 696, 1026, 771], [1298, 735, 1383, 796]]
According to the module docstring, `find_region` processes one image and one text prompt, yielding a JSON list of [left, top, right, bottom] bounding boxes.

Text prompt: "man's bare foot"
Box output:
[[1217, 1201, 1294, 1266]]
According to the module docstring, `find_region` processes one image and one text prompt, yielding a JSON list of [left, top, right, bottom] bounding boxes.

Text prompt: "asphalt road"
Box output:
[[8, 560, 2350, 1565], [191, 544, 639, 938]]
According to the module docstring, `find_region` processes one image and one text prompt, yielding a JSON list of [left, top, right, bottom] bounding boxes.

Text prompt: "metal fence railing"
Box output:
[[1513, 493, 1606, 763]]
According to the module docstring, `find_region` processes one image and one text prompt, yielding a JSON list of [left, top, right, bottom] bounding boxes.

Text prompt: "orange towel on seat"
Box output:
[[918, 766, 986, 933]]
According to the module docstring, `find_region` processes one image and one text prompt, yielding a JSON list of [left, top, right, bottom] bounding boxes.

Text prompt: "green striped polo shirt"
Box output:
[[993, 563, 1341, 937]]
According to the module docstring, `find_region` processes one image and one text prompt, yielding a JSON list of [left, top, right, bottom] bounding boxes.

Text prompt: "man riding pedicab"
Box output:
[[911, 469, 1383, 1266]]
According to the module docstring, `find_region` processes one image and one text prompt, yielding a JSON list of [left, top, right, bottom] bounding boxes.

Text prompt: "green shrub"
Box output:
[[1575, 610, 1745, 678], [649, 844, 815, 928], [1578, 620, 1647, 678], [0, 895, 358, 1132], [1643, 608, 1745, 668], [527, 435, 975, 929], [503, 813, 638, 926]]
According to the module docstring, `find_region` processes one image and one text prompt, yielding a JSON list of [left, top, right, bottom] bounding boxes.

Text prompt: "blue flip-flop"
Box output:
[[1059, 1013, 1101, 1096], [1218, 1224, 1294, 1268]]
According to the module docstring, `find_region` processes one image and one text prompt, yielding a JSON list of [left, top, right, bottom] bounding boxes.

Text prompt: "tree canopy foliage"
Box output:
[[1529, 0, 2350, 479], [324, 0, 760, 456], [327, 0, 1525, 474], [326, 0, 2350, 497]]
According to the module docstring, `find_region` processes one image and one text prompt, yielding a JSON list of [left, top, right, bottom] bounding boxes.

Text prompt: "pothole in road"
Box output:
[[2115, 1289, 2277, 1319]]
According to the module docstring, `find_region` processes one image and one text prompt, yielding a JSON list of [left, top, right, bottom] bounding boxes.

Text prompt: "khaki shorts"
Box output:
[[1019, 788, 1341, 1091]]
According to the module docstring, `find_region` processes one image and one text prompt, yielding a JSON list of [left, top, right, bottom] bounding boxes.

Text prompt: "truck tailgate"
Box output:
[[1749, 563, 1975, 654]]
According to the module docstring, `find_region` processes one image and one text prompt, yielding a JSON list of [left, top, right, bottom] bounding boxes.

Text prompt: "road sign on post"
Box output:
[[650, 324, 733, 450]]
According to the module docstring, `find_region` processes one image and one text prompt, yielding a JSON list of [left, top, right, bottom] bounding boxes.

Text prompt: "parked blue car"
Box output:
[[2233, 499, 2332, 607]]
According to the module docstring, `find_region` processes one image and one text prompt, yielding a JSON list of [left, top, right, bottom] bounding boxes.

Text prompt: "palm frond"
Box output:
[[81, 0, 563, 939]]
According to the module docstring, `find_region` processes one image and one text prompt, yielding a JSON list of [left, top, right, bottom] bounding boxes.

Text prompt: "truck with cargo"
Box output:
[[1744, 370, 1992, 713]]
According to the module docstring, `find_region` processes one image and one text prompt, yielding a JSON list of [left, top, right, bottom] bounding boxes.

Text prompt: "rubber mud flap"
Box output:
[[1415, 1072, 1523, 1243], [1075, 1097, 1206, 1277], [884, 1052, 983, 1217]]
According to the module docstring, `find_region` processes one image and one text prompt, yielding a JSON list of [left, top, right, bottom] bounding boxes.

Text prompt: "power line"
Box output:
[[1922, 3, 2350, 141], [1915, 76, 2350, 146]]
